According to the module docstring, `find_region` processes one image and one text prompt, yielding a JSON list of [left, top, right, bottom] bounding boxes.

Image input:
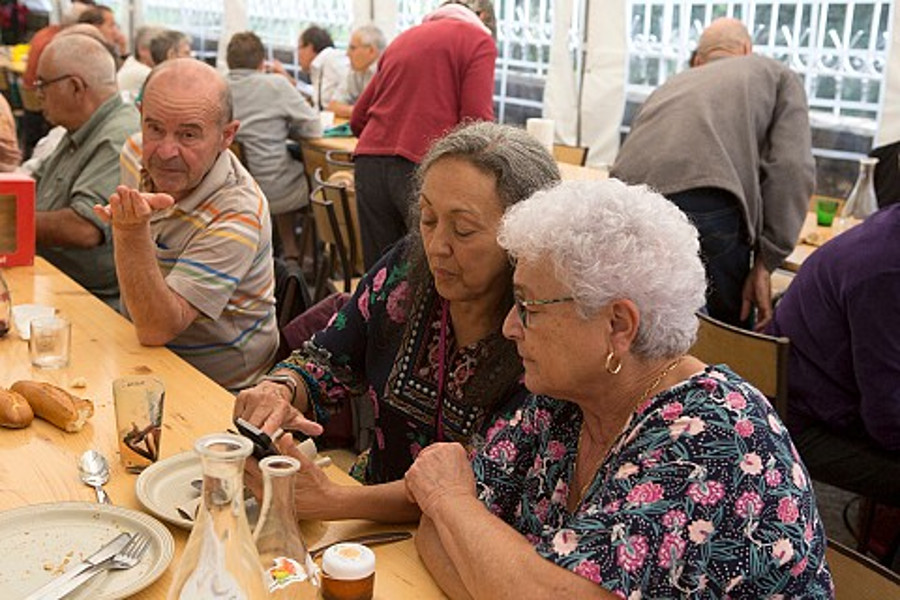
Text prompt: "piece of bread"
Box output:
[[0, 388, 34, 428], [10, 381, 93, 432]]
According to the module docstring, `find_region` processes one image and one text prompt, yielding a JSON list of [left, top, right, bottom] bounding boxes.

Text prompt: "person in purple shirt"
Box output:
[[767, 204, 900, 505]]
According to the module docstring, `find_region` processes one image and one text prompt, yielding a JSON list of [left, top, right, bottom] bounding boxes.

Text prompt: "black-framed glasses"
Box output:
[[34, 74, 79, 94], [514, 295, 575, 328]]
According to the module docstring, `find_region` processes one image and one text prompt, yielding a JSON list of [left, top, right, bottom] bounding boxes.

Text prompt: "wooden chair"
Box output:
[[299, 141, 329, 190], [690, 312, 791, 421], [229, 140, 248, 168], [553, 144, 588, 167], [827, 538, 900, 600], [309, 167, 363, 299]]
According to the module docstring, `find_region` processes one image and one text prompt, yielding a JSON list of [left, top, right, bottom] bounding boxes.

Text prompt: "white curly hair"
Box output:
[[497, 178, 707, 359]]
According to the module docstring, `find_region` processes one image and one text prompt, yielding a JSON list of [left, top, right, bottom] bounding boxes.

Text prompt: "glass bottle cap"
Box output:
[[322, 543, 376, 580]]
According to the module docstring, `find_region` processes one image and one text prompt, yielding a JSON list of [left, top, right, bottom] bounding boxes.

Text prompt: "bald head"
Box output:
[[41, 33, 117, 97], [143, 58, 232, 124], [694, 18, 752, 66], [140, 59, 239, 200]]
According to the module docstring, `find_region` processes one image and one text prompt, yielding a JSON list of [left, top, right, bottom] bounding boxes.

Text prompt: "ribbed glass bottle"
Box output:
[[167, 433, 269, 600], [839, 156, 879, 230]]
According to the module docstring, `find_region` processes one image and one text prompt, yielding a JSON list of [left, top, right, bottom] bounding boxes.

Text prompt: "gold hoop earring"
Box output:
[[605, 350, 622, 375]]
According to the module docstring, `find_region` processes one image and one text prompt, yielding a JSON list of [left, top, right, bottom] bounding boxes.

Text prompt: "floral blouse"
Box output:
[[280, 239, 525, 484], [472, 365, 834, 598]]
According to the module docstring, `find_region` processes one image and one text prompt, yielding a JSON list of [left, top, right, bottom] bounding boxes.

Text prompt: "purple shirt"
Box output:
[[768, 204, 900, 451]]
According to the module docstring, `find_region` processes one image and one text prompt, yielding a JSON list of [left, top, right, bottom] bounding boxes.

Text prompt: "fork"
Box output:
[[48, 533, 151, 599]]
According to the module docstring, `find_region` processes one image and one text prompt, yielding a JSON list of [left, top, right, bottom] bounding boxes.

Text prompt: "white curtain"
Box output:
[[542, 0, 578, 146], [875, 6, 900, 147], [216, 0, 248, 72], [580, 0, 627, 167]]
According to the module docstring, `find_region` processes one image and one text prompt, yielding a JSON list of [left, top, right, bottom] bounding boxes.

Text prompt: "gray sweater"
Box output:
[[227, 69, 323, 214], [612, 54, 815, 271]]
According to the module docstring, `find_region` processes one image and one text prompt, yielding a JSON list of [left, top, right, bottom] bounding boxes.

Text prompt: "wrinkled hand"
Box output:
[[741, 261, 773, 332], [243, 434, 334, 519], [405, 443, 475, 516], [93, 185, 175, 229], [234, 380, 323, 438]]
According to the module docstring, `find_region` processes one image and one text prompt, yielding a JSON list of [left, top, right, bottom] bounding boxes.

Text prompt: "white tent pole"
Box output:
[[217, 0, 248, 72], [542, 0, 578, 146], [874, 7, 900, 146], [580, 0, 627, 167]]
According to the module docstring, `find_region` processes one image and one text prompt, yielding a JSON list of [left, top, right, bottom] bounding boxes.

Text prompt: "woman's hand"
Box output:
[[405, 443, 476, 516], [234, 378, 323, 437], [243, 434, 337, 519]]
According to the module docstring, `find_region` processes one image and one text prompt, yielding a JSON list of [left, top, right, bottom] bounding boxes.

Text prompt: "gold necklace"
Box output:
[[574, 356, 683, 506]]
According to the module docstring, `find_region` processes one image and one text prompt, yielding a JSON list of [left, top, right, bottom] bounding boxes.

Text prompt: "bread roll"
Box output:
[[0, 388, 34, 428], [10, 381, 93, 432]]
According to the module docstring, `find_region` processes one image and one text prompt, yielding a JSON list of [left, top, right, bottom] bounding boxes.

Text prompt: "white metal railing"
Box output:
[[626, 0, 893, 123]]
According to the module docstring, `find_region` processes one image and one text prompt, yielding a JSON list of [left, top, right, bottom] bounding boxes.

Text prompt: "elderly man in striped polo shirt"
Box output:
[[95, 59, 278, 392]]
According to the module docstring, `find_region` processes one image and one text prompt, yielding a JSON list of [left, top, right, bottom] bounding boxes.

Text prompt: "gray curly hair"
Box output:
[[497, 178, 707, 359], [404, 121, 562, 298]]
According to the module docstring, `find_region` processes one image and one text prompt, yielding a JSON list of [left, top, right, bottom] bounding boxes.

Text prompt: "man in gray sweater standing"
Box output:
[[612, 18, 814, 330]]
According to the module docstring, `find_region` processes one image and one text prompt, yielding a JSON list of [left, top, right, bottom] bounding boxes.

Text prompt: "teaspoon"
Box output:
[[79, 450, 112, 504]]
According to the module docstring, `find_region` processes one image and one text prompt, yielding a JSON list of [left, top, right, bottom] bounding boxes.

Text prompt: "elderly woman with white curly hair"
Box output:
[[405, 179, 833, 598]]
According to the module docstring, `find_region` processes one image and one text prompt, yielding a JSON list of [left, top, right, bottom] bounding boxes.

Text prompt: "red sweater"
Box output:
[[350, 18, 496, 164]]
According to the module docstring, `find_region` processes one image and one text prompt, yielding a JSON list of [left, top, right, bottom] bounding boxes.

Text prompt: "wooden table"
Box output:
[[0, 259, 444, 598], [306, 135, 608, 181], [783, 211, 860, 272]]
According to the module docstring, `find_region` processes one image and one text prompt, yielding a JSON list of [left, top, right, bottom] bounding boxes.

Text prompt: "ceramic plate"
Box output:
[[0, 502, 174, 599], [135, 450, 201, 529]]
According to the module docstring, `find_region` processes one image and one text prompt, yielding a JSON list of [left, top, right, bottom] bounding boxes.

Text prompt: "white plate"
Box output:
[[0, 502, 174, 599], [135, 450, 201, 530]]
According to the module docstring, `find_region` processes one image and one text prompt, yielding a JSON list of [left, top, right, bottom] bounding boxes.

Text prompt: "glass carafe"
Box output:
[[0, 270, 10, 338], [167, 433, 269, 600], [839, 156, 879, 230], [254, 455, 319, 599]]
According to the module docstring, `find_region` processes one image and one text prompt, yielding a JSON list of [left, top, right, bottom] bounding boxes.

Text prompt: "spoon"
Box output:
[[79, 450, 112, 504]]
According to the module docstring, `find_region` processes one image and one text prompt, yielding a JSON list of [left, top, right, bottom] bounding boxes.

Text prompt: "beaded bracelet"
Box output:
[[273, 361, 329, 424]]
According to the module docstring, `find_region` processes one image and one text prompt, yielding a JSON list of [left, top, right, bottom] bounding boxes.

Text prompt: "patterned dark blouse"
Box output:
[[281, 240, 526, 484], [472, 365, 834, 598]]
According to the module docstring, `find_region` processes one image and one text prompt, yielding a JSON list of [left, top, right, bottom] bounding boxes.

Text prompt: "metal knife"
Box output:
[[309, 530, 413, 559], [23, 532, 131, 600]]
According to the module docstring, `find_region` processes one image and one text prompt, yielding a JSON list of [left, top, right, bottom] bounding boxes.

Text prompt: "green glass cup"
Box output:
[[816, 199, 839, 226]]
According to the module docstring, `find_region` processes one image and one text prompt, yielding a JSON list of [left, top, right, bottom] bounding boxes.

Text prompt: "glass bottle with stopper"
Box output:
[[839, 156, 879, 230], [167, 433, 269, 599], [254, 454, 319, 599]]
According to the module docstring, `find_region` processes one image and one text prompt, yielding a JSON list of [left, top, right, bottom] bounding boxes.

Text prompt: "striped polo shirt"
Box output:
[[142, 149, 278, 391]]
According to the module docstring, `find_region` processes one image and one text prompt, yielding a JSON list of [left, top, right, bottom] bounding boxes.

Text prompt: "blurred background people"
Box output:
[[298, 25, 347, 110], [117, 24, 164, 102], [327, 24, 385, 119], [351, 2, 496, 268], [77, 4, 127, 57], [611, 18, 814, 331], [226, 31, 322, 262]]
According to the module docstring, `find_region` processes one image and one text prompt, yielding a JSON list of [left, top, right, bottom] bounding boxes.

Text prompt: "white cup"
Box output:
[[526, 118, 555, 153], [320, 110, 335, 130], [29, 316, 71, 369]]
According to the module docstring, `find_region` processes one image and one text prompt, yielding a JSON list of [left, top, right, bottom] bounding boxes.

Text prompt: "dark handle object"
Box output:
[[309, 531, 413, 559]]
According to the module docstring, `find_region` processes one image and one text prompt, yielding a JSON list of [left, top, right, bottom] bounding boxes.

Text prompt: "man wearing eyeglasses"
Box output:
[[33, 33, 139, 309], [326, 24, 386, 119]]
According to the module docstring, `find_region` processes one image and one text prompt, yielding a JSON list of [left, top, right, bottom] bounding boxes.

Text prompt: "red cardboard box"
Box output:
[[0, 173, 35, 267]]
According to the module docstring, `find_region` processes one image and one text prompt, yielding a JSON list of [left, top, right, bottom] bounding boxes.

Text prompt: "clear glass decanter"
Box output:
[[839, 156, 879, 229], [167, 433, 269, 600], [254, 455, 319, 599]]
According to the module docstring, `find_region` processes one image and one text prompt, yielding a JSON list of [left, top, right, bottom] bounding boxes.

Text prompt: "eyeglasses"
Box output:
[[514, 295, 575, 328], [34, 74, 77, 94]]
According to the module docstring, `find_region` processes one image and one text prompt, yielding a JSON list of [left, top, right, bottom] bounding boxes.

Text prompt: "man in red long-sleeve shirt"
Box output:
[[350, 4, 496, 268]]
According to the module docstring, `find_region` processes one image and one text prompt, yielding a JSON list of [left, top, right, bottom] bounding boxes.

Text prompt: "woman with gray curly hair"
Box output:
[[235, 121, 560, 522], [406, 179, 832, 598]]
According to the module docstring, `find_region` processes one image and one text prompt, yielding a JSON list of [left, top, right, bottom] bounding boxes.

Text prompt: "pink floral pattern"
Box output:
[[470, 365, 832, 597]]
